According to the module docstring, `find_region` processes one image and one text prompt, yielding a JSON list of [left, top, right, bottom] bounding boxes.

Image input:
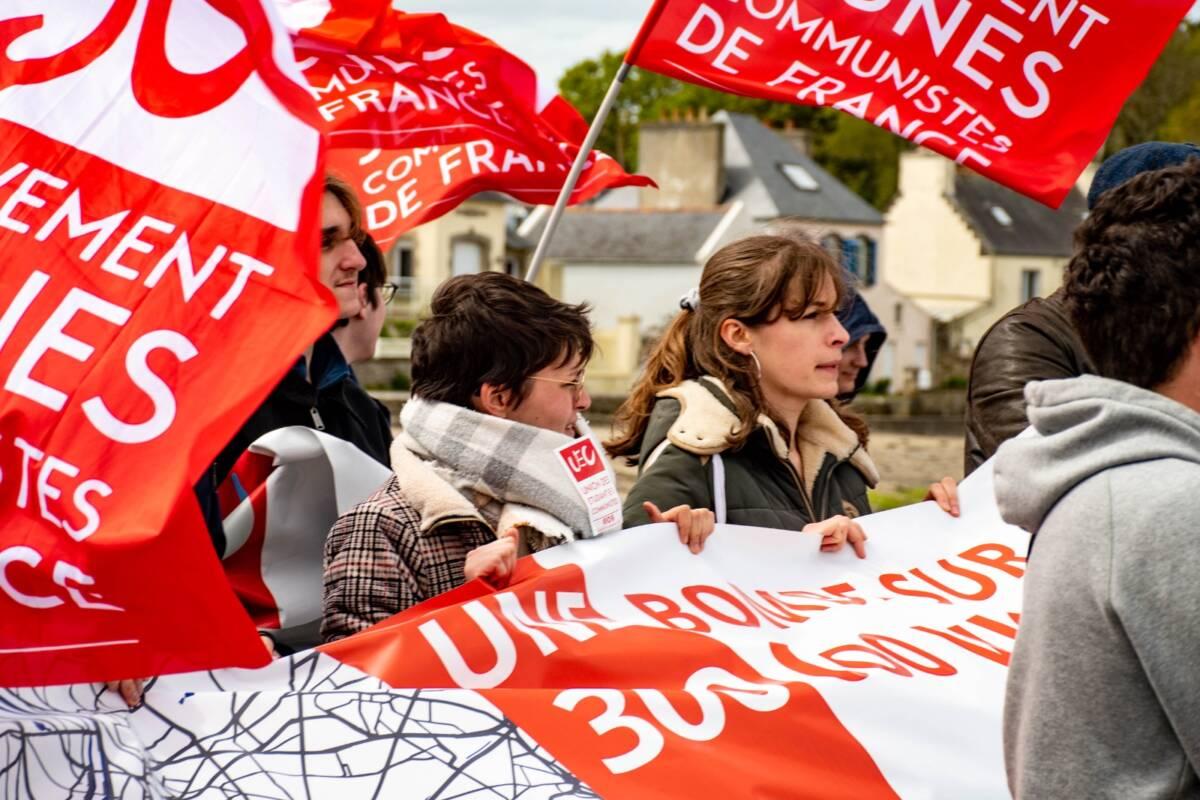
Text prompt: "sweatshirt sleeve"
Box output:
[[621, 444, 715, 528], [1109, 462, 1200, 767]]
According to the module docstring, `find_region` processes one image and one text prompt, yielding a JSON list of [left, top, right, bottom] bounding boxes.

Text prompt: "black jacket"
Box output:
[[964, 289, 1092, 475], [198, 333, 392, 554], [622, 378, 877, 531]]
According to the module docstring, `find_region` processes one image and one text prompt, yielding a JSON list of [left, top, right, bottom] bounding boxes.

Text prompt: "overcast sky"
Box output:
[[403, 0, 1200, 95]]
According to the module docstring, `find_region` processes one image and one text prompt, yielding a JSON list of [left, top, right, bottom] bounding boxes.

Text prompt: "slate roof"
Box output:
[[527, 208, 727, 263], [951, 172, 1087, 257], [716, 111, 883, 225]]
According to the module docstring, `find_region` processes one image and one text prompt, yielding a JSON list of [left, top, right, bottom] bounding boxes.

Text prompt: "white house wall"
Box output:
[[960, 255, 1069, 347], [407, 200, 509, 310], [859, 281, 933, 391], [560, 262, 702, 331], [885, 153, 991, 303]]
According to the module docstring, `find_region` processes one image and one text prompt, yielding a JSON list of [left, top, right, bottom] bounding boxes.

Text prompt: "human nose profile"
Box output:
[[850, 339, 869, 367], [830, 318, 849, 348], [343, 240, 366, 271]]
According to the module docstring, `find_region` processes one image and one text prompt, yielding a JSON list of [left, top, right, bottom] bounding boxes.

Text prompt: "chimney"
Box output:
[[779, 120, 811, 156], [897, 148, 955, 200], [637, 119, 725, 209]]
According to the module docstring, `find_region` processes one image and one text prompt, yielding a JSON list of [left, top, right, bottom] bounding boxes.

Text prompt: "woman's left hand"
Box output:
[[644, 502, 716, 554], [925, 476, 961, 517]]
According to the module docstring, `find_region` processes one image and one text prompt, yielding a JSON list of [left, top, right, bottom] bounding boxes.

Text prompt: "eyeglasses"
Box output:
[[528, 374, 587, 398], [378, 282, 399, 305]]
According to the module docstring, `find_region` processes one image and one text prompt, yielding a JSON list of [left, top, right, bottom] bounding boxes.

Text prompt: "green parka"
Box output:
[[622, 378, 879, 530]]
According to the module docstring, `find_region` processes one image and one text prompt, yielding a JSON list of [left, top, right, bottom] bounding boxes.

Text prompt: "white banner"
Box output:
[[0, 463, 1027, 799]]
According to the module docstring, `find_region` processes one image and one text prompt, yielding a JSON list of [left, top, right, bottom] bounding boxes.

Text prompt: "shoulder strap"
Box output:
[[711, 453, 727, 525]]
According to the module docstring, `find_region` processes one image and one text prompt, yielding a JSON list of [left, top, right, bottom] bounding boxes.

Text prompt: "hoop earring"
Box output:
[[749, 351, 763, 379]]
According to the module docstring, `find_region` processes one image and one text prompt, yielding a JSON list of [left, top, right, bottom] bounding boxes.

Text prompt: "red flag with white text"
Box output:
[[626, 0, 1193, 207], [0, 0, 331, 686], [281, 3, 654, 244]]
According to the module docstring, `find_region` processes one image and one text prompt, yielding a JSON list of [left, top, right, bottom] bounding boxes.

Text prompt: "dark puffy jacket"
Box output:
[[622, 378, 878, 530], [964, 289, 1092, 475], [837, 292, 887, 401], [198, 333, 393, 554]]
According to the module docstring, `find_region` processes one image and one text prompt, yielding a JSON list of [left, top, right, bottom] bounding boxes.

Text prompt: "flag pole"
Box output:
[[524, 62, 631, 284], [523, 0, 666, 284]]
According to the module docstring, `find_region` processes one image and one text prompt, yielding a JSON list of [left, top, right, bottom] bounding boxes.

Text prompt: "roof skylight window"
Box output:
[[780, 163, 819, 192]]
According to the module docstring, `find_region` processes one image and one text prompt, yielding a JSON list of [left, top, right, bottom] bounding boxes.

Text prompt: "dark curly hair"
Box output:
[[1064, 156, 1200, 389]]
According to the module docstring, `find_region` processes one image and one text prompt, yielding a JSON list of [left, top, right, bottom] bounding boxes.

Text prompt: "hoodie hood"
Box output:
[[836, 293, 887, 400], [994, 375, 1200, 534]]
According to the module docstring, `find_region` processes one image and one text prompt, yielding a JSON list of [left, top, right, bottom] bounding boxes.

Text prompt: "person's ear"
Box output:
[[719, 318, 754, 356], [353, 284, 370, 320], [476, 383, 513, 418]]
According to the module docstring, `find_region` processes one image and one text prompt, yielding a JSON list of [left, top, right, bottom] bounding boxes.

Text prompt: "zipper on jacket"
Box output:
[[309, 406, 326, 431], [781, 457, 818, 522]]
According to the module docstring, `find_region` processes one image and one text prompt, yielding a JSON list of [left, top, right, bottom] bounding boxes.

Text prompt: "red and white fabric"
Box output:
[[0, 0, 331, 687], [5, 463, 1027, 798], [626, 0, 1193, 207], [280, 2, 654, 244], [219, 426, 391, 648]]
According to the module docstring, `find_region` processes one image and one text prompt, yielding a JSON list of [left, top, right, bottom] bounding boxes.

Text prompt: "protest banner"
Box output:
[[623, 0, 1193, 207], [2, 463, 1027, 798], [220, 426, 391, 649], [0, 1, 330, 686], [281, 3, 654, 244]]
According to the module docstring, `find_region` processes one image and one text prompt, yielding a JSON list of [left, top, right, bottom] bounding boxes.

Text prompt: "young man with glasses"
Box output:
[[201, 176, 395, 555], [321, 272, 713, 641], [328, 233, 399, 464]]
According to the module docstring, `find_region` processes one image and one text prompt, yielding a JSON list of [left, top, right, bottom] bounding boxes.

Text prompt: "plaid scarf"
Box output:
[[399, 396, 607, 542]]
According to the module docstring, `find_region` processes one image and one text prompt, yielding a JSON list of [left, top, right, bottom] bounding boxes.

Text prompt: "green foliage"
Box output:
[[810, 115, 905, 210], [389, 371, 411, 391], [939, 375, 968, 390], [868, 486, 928, 512], [1106, 22, 1200, 157], [558, 51, 847, 191], [382, 317, 417, 338], [861, 377, 891, 396]]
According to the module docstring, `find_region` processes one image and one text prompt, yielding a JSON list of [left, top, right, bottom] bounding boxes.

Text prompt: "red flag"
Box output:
[[288, 5, 654, 244], [0, 1, 330, 686], [627, 0, 1193, 207]]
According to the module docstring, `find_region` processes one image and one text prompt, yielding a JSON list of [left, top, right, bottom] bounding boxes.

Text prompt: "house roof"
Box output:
[[951, 172, 1087, 257], [526, 207, 728, 264], [716, 111, 884, 226]]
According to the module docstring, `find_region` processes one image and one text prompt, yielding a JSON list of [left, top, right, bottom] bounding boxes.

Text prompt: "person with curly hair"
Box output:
[[996, 156, 1200, 798]]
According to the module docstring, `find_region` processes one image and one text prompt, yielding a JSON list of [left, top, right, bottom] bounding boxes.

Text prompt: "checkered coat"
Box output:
[[321, 472, 495, 642]]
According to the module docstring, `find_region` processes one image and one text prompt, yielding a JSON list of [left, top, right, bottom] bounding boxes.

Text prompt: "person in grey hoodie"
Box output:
[[994, 156, 1200, 799]]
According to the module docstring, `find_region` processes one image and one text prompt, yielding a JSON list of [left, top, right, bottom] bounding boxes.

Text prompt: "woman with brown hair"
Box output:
[[608, 234, 958, 556]]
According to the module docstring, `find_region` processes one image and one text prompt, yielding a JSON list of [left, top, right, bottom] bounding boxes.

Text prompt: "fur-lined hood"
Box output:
[[652, 377, 879, 490]]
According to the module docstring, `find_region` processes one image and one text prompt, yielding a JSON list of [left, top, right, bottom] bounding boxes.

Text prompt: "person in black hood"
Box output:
[[835, 290, 887, 402]]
